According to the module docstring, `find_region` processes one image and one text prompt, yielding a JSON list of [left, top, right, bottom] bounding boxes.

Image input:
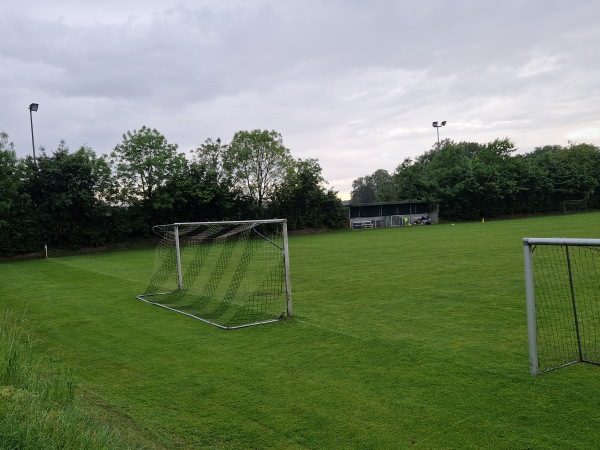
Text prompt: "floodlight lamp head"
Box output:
[[441, 121, 447, 126], [29, 103, 39, 112], [432, 121, 438, 127]]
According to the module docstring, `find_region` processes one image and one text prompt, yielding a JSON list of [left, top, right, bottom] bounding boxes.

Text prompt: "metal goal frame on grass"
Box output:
[[523, 237, 600, 375], [138, 219, 292, 330]]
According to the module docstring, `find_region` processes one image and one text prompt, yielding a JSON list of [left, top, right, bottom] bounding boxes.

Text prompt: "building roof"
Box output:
[[344, 199, 440, 207]]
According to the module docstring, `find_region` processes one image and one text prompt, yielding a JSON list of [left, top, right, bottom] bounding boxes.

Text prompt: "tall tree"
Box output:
[[30, 142, 112, 248], [269, 158, 346, 230], [525, 143, 600, 210], [155, 138, 251, 223], [369, 169, 395, 201], [228, 129, 294, 208], [0, 133, 41, 255], [350, 169, 395, 203], [350, 176, 377, 203], [109, 126, 187, 207], [392, 157, 436, 201], [0, 132, 18, 221], [191, 138, 236, 192]]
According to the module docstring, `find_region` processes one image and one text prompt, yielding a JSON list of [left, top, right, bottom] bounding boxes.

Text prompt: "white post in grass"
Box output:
[[174, 225, 184, 291], [282, 220, 293, 317], [523, 238, 539, 376]]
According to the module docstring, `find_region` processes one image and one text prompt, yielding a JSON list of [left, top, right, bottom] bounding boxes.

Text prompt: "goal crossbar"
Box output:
[[524, 238, 600, 247], [171, 219, 288, 226]]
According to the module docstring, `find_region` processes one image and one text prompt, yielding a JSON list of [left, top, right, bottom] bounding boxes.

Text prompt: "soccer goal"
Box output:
[[138, 219, 292, 330], [562, 199, 586, 214], [523, 237, 600, 375]]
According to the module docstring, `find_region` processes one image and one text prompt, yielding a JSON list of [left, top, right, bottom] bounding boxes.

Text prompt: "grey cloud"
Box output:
[[1, 0, 599, 199]]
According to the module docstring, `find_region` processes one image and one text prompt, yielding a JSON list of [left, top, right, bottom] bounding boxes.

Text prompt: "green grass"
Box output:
[[2, 213, 600, 448], [0, 311, 135, 449]]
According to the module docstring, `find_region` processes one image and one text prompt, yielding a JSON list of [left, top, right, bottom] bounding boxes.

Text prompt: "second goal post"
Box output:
[[524, 237, 600, 375], [138, 219, 292, 330]]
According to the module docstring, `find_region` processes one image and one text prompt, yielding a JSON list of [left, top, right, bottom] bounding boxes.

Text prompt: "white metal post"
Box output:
[[174, 225, 184, 291], [282, 221, 293, 317], [523, 238, 539, 376]]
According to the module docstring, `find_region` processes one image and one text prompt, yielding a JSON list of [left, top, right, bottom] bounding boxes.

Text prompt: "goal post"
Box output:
[[138, 219, 292, 330], [523, 237, 600, 375]]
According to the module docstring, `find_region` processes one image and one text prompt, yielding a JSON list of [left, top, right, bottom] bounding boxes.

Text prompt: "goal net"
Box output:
[[562, 199, 586, 214], [138, 219, 292, 330], [523, 238, 600, 375]]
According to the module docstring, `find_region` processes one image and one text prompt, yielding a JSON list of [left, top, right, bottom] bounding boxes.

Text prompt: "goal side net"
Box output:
[[138, 219, 292, 330], [523, 237, 600, 375]]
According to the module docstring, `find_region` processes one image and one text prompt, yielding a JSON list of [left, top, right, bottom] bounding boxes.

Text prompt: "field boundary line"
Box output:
[[46, 258, 148, 285]]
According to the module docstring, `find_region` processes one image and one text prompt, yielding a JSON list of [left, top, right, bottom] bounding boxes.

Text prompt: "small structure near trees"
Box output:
[[345, 200, 440, 229]]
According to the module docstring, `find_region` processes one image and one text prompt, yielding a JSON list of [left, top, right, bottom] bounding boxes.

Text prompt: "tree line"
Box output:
[[0, 128, 346, 256], [351, 138, 600, 220], [4, 127, 599, 256]]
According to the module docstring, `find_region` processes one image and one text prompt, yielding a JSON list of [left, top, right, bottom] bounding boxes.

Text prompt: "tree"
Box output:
[[192, 138, 235, 187], [154, 138, 252, 223], [30, 142, 112, 248], [391, 157, 435, 201], [0, 131, 14, 153], [0, 133, 18, 221], [350, 169, 396, 203], [525, 143, 600, 211], [369, 169, 395, 201], [0, 133, 41, 255], [350, 176, 376, 203], [109, 126, 187, 208], [228, 129, 294, 208], [269, 158, 346, 230]]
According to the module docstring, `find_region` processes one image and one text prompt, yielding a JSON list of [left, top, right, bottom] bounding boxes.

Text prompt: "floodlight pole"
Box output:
[[432, 120, 447, 149], [29, 103, 39, 166]]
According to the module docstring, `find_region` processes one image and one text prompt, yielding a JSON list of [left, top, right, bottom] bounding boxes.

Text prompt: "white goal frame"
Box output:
[[524, 237, 600, 375], [138, 219, 292, 330]]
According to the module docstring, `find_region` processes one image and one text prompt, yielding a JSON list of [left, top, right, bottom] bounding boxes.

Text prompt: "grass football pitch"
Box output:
[[2, 213, 600, 448]]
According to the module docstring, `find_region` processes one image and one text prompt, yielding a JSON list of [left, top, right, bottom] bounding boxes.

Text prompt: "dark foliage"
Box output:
[[351, 139, 600, 220], [0, 131, 346, 256]]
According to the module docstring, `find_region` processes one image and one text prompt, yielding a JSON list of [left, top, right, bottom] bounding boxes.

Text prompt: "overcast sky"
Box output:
[[2, 1, 599, 199]]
